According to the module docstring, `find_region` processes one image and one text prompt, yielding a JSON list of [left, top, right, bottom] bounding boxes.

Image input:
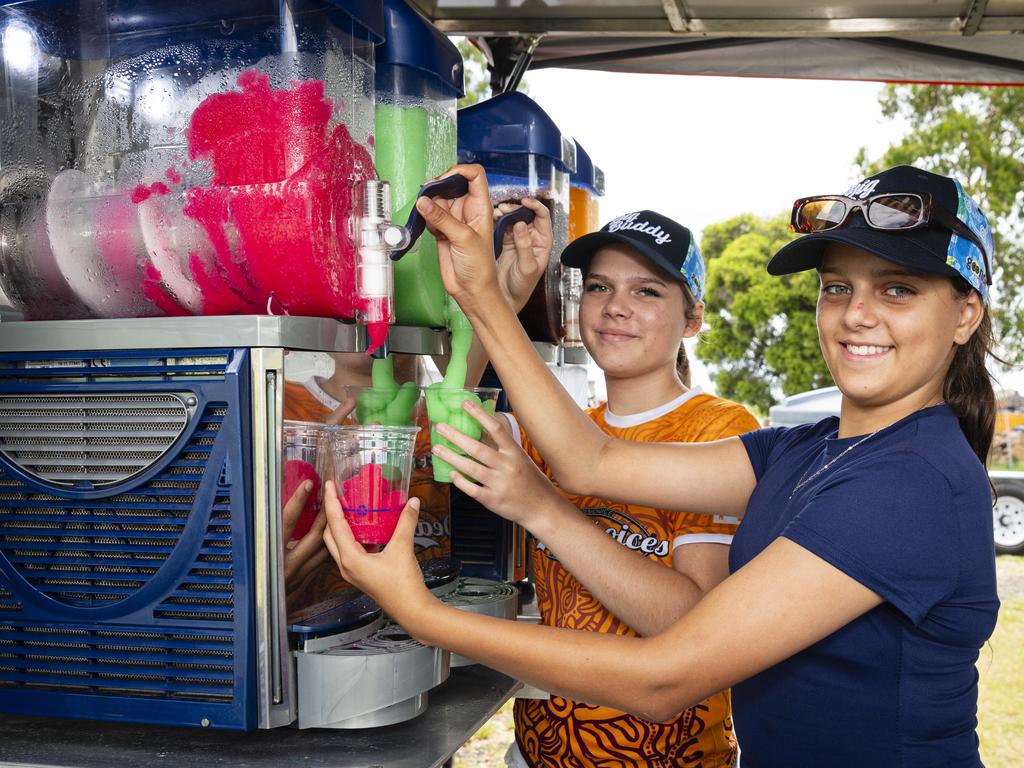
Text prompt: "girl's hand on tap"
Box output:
[[321, 482, 435, 621], [419, 164, 501, 314], [494, 197, 552, 313]]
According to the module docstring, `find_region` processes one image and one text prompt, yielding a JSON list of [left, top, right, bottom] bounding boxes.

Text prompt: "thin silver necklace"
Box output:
[[789, 430, 879, 500], [789, 401, 946, 500]]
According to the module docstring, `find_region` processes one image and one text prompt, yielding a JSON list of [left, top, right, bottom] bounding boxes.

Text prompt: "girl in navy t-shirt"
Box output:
[[321, 164, 1000, 768]]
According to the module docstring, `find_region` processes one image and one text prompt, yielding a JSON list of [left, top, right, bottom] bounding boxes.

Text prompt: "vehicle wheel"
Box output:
[[993, 479, 1024, 555]]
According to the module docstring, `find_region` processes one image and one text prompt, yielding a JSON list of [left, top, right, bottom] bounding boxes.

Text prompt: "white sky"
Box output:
[[520, 68, 1023, 401]]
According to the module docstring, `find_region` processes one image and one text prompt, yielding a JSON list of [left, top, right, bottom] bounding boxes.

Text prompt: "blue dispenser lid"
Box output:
[[1, 0, 385, 58], [377, 0, 464, 98], [458, 91, 576, 173], [571, 140, 605, 196]]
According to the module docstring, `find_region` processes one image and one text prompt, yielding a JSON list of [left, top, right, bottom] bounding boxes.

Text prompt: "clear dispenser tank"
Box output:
[[457, 92, 575, 345], [0, 0, 383, 321], [564, 139, 605, 347], [375, 0, 463, 329]]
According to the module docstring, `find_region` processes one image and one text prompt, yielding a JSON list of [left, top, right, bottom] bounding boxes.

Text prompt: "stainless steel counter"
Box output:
[[0, 666, 519, 768]]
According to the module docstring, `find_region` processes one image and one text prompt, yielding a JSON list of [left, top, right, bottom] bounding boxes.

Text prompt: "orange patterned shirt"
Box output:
[[514, 390, 760, 768]]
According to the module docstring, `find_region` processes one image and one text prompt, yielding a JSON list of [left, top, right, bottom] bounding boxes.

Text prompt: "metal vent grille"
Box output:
[[0, 406, 230, 612], [0, 624, 235, 701], [0, 393, 197, 487], [451, 497, 501, 566]]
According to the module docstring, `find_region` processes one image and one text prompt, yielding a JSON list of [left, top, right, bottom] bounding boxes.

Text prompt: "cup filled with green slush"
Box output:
[[343, 384, 424, 427], [423, 386, 501, 483]]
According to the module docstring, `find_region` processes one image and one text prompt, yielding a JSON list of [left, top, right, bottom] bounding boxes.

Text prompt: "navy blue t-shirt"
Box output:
[[731, 405, 998, 768]]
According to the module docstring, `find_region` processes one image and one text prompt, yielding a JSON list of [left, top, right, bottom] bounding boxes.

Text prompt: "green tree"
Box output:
[[695, 214, 832, 413], [454, 38, 490, 108], [857, 84, 1024, 364], [452, 37, 532, 109]]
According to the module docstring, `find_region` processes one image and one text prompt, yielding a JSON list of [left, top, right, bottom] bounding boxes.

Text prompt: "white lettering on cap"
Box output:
[[844, 179, 880, 199], [606, 212, 673, 245]]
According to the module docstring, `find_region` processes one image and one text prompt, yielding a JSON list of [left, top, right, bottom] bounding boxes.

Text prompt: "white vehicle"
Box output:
[[771, 387, 1024, 555]]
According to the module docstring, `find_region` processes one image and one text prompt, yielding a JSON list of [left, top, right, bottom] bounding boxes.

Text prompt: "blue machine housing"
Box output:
[[377, 0, 464, 99], [0, 0, 385, 59], [0, 348, 258, 730], [457, 91, 576, 180], [571, 140, 605, 197]]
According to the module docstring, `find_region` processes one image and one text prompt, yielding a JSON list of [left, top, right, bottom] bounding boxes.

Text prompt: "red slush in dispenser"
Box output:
[[0, 0, 403, 353]]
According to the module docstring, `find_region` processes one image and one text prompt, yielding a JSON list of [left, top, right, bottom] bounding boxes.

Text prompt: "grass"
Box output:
[[978, 555, 1024, 766], [453, 699, 514, 767], [991, 461, 1022, 472], [454, 557, 1024, 767]]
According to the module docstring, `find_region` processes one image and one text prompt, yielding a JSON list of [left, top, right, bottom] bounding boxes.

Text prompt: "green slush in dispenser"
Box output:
[[375, 0, 464, 330]]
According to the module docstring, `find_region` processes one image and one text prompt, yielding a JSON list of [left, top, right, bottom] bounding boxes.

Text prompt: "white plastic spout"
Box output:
[[354, 180, 397, 325]]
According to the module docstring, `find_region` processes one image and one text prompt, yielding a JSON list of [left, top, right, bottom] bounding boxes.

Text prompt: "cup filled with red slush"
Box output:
[[328, 425, 420, 545]]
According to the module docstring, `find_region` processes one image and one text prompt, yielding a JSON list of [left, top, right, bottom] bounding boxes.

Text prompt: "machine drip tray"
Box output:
[[441, 578, 519, 668], [323, 691, 428, 729], [295, 624, 449, 729]]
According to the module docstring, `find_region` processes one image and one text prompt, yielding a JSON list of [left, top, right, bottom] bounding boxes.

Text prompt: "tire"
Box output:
[[993, 478, 1024, 555]]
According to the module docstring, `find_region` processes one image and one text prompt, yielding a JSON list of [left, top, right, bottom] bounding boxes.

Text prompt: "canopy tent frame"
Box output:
[[407, 0, 1024, 87]]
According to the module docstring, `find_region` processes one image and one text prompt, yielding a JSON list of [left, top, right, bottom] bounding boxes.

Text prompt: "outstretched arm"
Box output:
[[323, 487, 884, 722], [435, 404, 724, 636], [419, 166, 756, 519]]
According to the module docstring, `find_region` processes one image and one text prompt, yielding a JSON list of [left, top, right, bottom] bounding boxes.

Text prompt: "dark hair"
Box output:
[[944, 281, 998, 468], [676, 281, 701, 388]]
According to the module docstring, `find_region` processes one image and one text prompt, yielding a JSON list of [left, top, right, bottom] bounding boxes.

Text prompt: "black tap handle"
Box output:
[[492, 206, 537, 257], [391, 174, 471, 261]]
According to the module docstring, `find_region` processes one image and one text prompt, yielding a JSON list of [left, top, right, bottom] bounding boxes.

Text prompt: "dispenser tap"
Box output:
[[389, 173, 536, 262], [389, 175, 469, 261], [354, 179, 405, 355], [355, 174, 538, 355]]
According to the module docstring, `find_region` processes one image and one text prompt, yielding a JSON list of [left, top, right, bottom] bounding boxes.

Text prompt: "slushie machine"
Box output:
[[0, 0, 524, 734]]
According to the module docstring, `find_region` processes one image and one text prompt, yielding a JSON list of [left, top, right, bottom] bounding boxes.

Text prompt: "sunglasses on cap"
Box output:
[[791, 192, 992, 286]]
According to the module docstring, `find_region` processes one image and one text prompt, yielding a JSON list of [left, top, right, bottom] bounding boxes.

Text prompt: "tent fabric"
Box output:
[[409, 0, 1024, 85]]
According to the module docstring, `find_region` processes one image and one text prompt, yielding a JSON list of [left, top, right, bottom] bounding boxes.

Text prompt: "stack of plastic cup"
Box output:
[[342, 384, 424, 426], [329, 425, 420, 545], [282, 420, 332, 540], [423, 386, 501, 483]]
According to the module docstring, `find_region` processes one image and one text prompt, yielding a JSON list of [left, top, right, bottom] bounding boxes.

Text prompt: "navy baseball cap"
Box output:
[[768, 165, 993, 303], [560, 210, 705, 302]]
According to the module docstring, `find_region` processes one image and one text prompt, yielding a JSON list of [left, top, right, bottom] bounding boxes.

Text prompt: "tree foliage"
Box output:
[[454, 38, 491, 108], [856, 84, 1024, 364], [695, 214, 832, 414], [453, 37, 532, 109]]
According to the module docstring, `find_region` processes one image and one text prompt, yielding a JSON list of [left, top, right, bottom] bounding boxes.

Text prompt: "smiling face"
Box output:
[[816, 243, 983, 430], [580, 244, 700, 384]]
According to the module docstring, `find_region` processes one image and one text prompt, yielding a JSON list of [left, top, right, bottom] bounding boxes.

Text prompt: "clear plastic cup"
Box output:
[[329, 425, 420, 545], [423, 386, 501, 483], [282, 420, 331, 540], [342, 384, 424, 427]]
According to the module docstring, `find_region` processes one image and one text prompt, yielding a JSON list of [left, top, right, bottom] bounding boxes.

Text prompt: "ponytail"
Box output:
[[943, 285, 998, 468], [676, 281, 701, 389], [676, 345, 692, 388]]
